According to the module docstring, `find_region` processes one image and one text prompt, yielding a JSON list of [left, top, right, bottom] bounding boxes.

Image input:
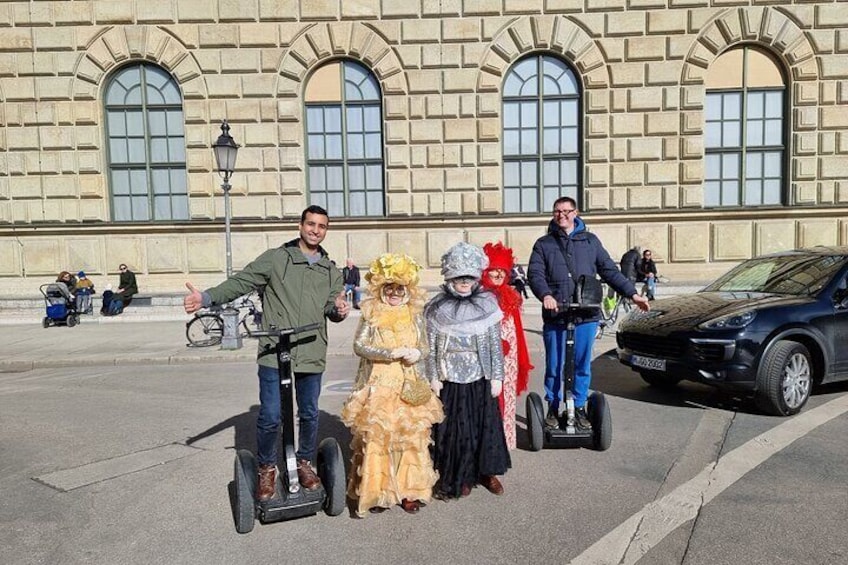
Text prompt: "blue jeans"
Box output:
[[542, 321, 598, 410], [256, 365, 322, 466], [344, 283, 361, 305], [644, 277, 656, 299]]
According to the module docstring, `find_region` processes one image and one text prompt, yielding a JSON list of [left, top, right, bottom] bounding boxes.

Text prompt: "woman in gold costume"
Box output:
[[341, 253, 444, 516]]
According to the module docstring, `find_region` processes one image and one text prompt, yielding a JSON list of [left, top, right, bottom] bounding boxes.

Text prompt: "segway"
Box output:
[[232, 323, 346, 534], [526, 299, 612, 452]]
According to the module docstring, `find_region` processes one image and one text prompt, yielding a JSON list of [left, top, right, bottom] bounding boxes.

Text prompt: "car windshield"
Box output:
[[703, 254, 846, 296]]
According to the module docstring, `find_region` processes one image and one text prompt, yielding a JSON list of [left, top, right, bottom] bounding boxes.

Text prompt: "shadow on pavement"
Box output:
[[186, 404, 259, 453]]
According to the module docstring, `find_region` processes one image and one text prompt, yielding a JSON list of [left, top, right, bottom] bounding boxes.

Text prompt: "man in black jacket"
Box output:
[[342, 258, 361, 309], [528, 197, 649, 429]]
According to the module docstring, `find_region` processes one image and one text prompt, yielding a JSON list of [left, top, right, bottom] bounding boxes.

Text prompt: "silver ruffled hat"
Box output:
[[440, 242, 489, 281]]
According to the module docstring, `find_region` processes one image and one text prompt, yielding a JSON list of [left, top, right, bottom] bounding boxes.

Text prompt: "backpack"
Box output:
[[108, 298, 124, 316]]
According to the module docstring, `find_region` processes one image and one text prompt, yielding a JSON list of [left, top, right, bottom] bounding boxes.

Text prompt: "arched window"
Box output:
[[304, 60, 385, 217], [704, 46, 786, 207], [502, 55, 581, 213], [105, 63, 187, 221]]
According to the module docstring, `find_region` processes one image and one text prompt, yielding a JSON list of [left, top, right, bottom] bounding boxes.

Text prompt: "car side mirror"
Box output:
[[834, 288, 848, 309]]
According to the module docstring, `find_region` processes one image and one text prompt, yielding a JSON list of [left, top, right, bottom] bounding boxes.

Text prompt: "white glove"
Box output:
[[430, 379, 443, 397], [402, 348, 421, 364], [490, 380, 503, 398], [390, 348, 408, 359]]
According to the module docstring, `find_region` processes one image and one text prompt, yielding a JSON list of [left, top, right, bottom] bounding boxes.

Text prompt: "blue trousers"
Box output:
[[542, 321, 598, 410], [257, 365, 322, 466]]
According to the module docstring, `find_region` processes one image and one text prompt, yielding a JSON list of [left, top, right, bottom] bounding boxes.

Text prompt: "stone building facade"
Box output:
[[1, 0, 847, 296]]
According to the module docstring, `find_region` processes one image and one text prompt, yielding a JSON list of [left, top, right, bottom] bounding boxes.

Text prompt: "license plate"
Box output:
[[631, 355, 666, 371]]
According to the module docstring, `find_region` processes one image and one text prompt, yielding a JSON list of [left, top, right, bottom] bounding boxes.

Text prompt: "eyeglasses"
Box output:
[[383, 286, 407, 297], [554, 208, 577, 217]]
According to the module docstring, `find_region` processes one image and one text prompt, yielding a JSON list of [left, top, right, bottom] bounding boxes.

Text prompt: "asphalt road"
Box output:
[[1, 339, 847, 565]]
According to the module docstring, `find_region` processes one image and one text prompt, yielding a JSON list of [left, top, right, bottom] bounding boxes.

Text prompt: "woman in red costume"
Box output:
[[481, 242, 533, 450]]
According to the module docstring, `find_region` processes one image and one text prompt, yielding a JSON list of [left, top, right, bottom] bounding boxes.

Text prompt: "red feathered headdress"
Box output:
[[482, 242, 514, 273]]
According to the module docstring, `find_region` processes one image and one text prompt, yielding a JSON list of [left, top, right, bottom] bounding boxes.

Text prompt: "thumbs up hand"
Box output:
[[184, 282, 203, 314], [335, 291, 350, 318]]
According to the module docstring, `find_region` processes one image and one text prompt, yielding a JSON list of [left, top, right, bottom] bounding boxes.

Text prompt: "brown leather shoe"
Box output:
[[257, 464, 278, 502], [297, 459, 321, 491], [479, 475, 504, 495], [401, 499, 420, 514]]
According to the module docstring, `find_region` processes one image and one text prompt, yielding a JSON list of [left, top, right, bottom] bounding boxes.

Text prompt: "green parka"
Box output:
[[205, 239, 345, 372]]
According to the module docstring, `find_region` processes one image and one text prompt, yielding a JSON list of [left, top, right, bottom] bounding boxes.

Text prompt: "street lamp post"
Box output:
[[212, 120, 241, 350], [212, 120, 239, 278]]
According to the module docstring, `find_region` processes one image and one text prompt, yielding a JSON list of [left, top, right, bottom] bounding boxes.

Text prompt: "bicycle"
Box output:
[[595, 284, 634, 339], [185, 294, 263, 347]]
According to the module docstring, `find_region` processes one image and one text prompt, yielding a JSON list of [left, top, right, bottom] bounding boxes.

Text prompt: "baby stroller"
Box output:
[[40, 283, 80, 328]]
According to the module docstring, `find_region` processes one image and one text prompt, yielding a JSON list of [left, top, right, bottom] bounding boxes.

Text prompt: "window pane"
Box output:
[[327, 192, 344, 217], [364, 133, 381, 159], [170, 169, 187, 194], [764, 119, 782, 146], [366, 192, 383, 215], [542, 76, 561, 96], [307, 107, 323, 133], [543, 187, 559, 211], [722, 153, 739, 179], [349, 191, 366, 216], [168, 139, 185, 162], [763, 180, 781, 204], [723, 93, 741, 119], [747, 92, 764, 119], [705, 123, 722, 149], [520, 102, 536, 127], [309, 166, 325, 190], [124, 85, 142, 105], [504, 187, 521, 213], [520, 77, 538, 97], [543, 100, 559, 127], [363, 106, 380, 130], [745, 180, 762, 206], [705, 94, 722, 121], [154, 195, 171, 219], [128, 139, 146, 163], [561, 100, 577, 127], [132, 196, 149, 220], [746, 153, 762, 179], [346, 106, 363, 133], [172, 195, 188, 219], [311, 192, 327, 209], [543, 160, 559, 186], [113, 197, 131, 221], [704, 181, 720, 207], [503, 102, 519, 128], [148, 110, 166, 136], [562, 128, 578, 154], [746, 120, 764, 146], [126, 110, 144, 135], [705, 154, 721, 181], [503, 74, 524, 98], [721, 181, 739, 206], [543, 129, 559, 154], [108, 112, 126, 136], [366, 164, 382, 189], [130, 170, 148, 194], [112, 170, 130, 195], [520, 129, 537, 155], [521, 188, 538, 212], [307, 134, 325, 160], [324, 107, 342, 132], [504, 161, 520, 188], [504, 131, 520, 156], [765, 91, 782, 118], [521, 161, 537, 185], [151, 169, 170, 194], [110, 140, 128, 163], [326, 166, 343, 190], [325, 134, 343, 159], [166, 109, 184, 135], [764, 151, 782, 176], [150, 138, 168, 162], [348, 134, 364, 159], [562, 160, 577, 185], [348, 165, 365, 191], [722, 122, 740, 147]]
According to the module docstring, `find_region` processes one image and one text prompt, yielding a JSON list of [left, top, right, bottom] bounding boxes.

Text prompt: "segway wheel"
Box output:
[[233, 450, 257, 534], [317, 438, 346, 516], [525, 393, 545, 452], [42, 317, 50, 328], [67, 315, 77, 327], [588, 392, 612, 451]]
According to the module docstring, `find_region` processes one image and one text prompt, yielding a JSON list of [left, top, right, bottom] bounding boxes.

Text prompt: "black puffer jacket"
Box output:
[[528, 217, 637, 323]]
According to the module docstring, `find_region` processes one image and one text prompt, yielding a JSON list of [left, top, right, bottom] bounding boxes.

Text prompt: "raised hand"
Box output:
[[184, 282, 203, 314], [334, 291, 350, 318], [490, 380, 503, 398]]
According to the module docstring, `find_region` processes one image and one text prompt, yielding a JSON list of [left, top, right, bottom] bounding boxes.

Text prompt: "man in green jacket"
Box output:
[[184, 205, 349, 501]]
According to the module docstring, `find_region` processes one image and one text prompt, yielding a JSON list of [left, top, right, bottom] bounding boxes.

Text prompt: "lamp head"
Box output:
[[212, 120, 239, 176]]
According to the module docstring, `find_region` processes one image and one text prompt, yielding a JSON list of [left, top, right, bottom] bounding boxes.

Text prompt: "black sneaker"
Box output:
[[575, 407, 592, 429], [545, 406, 559, 429]]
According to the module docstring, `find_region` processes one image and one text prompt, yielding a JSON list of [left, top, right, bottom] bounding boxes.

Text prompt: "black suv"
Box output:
[[616, 247, 848, 416]]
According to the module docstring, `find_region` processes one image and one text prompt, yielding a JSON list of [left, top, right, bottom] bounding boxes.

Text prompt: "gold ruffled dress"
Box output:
[[341, 299, 444, 517]]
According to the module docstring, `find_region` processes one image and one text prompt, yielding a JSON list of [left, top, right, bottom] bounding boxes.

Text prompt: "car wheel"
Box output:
[[639, 370, 681, 389], [756, 340, 813, 416], [42, 317, 50, 328], [67, 315, 77, 327]]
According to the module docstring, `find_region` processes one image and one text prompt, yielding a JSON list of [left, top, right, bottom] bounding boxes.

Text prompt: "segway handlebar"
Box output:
[[246, 322, 321, 338], [556, 301, 601, 310]]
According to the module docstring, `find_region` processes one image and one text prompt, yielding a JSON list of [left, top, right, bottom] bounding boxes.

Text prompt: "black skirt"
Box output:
[[432, 379, 511, 498]]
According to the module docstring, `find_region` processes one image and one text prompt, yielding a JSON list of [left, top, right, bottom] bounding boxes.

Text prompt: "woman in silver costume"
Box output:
[[425, 242, 511, 499]]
